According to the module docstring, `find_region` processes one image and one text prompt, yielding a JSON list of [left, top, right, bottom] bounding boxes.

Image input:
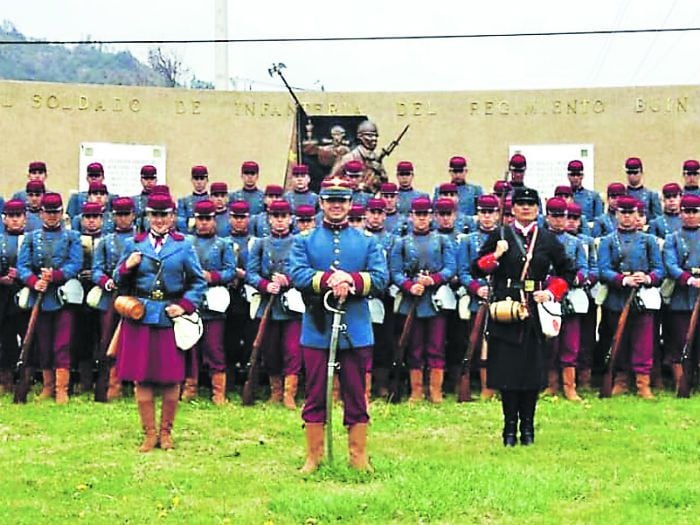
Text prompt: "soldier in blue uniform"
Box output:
[[342, 160, 373, 207], [391, 197, 456, 404], [553, 185, 591, 236], [183, 200, 236, 405], [434, 183, 476, 236], [247, 200, 304, 408], [132, 165, 158, 234], [113, 192, 206, 452], [433, 156, 483, 216], [284, 164, 319, 213], [507, 154, 541, 207], [229, 161, 265, 215], [250, 185, 285, 238], [224, 201, 254, 389], [682, 159, 700, 197], [71, 182, 115, 234], [567, 160, 604, 226], [66, 162, 118, 219], [292, 205, 316, 234], [24, 180, 45, 232], [290, 176, 388, 472], [348, 204, 365, 230], [598, 195, 664, 399], [91, 197, 137, 401], [207, 182, 231, 237], [396, 161, 429, 215], [662, 194, 700, 393], [12, 161, 50, 202], [379, 183, 406, 234], [648, 183, 682, 238], [176, 165, 210, 232], [625, 157, 662, 219], [0, 200, 27, 392], [457, 194, 501, 399], [592, 183, 626, 237], [17, 193, 83, 404]]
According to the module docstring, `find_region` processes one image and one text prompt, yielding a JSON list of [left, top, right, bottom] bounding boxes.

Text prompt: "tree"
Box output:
[[147, 47, 187, 87]]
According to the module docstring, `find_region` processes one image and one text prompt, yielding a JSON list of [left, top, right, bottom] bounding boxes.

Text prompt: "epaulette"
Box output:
[[171, 231, 185, 241], [134, 232, 148, 242]]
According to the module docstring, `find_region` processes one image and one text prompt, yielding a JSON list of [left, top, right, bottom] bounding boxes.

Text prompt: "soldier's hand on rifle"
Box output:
[[266, 281, 281, 295], [272, 273, 289, 287], [165, 303, 185, 318], [202, 270, 212, 283], [40, 267, 53, 282], [125, 251, 142, 270], [6, 267, 17, 279], [622, 275, 640, 288], [494, 240, 509, 259], [35, 278, 48, 292], [104, 279, 115, 292], [410, 282, 425, 296], [688, 277, 700, 288], [477, 285, 489, 299], [417, 274, 435, 287], [236, 268, 246, 279]]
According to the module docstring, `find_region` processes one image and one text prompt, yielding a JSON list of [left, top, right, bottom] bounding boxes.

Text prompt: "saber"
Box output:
[[323, 290, 346, 464]]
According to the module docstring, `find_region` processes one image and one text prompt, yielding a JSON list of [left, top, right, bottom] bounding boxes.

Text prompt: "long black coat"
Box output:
[[472, 225, 575, 390]]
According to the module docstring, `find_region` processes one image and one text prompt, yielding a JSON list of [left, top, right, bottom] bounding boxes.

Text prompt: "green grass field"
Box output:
[[1, 387, 699, 525]]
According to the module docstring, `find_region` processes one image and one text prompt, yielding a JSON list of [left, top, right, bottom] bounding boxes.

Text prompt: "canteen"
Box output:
[[489, 297, 529, 323], [114, 296, 145, 320]]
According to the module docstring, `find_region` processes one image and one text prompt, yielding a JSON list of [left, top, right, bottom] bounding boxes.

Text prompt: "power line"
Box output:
[[1, 26, 700, 46]]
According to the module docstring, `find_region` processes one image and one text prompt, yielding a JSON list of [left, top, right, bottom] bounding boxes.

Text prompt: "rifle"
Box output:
[[388, 294, 418, 403], [94, 291, 117, 402], [14, 292, 44, 404], [599, 288, 637, 398], [677, 291, 700, 398], [376, 125, 410, 163], [241, 294, 276, 406], [457, 301, 488, 402], [323, 291, 346, 464]]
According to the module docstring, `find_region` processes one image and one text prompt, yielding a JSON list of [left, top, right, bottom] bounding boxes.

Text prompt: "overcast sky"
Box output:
[[3, 0, 700, 92]]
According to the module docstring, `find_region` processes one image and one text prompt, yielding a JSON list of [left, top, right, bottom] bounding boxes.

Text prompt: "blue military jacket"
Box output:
[[229, 187, 265, 215], [25, 209, 43, 232], [663, 228, 700, 311], [384, 211, 409, 236], [227, 231, 252, 315], [290, 222, 389, 349], [598, 229, 664, 311], [214, 210, 230, 238], [648, 213, 682, 238], [573, 186, 604, 221], [551, 230, 588, 286], [250, 212, 271, 238], [627, 185, 662, 219], [67, 191, 118, 218], [457, 229, 492, 312], [397, 187, 430, 215], [0, 231, 23, 314], [390, 230, 456, 318], [432, 182, 483, 216], [577, 233, 599, 284], [113, 231, 207, 327], [190, 233, 236, 320], [92, 229, 135, 311], [284, 190, 318, 213], [592, 211, 618, 238], [131, 192, 151, 233], [247, 233, 300, 321], [176, 192, 209, 232], [17, 227, 83, 312], [71, 212, 115, 234]]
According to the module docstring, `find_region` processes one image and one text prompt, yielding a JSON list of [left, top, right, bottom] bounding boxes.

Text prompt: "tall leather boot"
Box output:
[[578, 368, 592, 390], [300, 423, 324, 474], [429, 368, 444, 404], [373, 367, 389, 398], [480, 368, 495, 400], [268, 375, 283, 404], [159, 385, 180, 450], [611, 372, 630, 396], [136, 384, 158, 452], [364, 372, 372, 405], [283, 374, 298, 410], [181, 377, 198, 402], [408, 369, 424, 403], [542, 369, 559, 396], [672, 363, 684, 394], [211, 372, 227, 406], [501, 390, 518, 447], [518, 390, 538, 446], [636, 373, 655, 400], [348, 423, 372, 471], [562, 367, 582, 401], [0, 369, 13, 394], [39, 369, 55, 400], [106, 365, 122, 401], [55, 368, 70, 405]]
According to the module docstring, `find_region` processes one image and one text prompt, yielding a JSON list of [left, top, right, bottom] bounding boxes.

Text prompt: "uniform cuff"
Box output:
[[546, 276, 568, 302], [52, 269, 65, 283], [467, 280, 482, 296], [178, 298, 196, 314], [98, 275, 110, 288], [209, 270, 221, 285], [118, 263, 132, 277], [648, 272, 661, 287], [429, 273, 444, 286], [612, 273, 625, 288], [26, 274, 39, 288], [312, 271, 332, 293], [402, 280, 414, 294], [679, 271, 692, 286], [477, 253, 499, 273], [350, 272, 372, 297], [258, 278, 271, 293]]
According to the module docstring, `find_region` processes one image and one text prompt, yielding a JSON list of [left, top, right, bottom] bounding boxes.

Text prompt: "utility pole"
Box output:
[[214, 0, 229, 90]]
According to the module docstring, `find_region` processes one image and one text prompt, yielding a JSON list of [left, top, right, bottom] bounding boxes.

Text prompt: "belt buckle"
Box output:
[[524, 279, 535, 293], [151, 290, 164, 300]]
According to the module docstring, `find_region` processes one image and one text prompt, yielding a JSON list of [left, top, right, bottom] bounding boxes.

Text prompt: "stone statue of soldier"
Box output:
[[333, 120, 387, 194]]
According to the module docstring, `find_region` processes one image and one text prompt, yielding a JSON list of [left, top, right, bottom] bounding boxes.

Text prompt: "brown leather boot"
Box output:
[[578, 368, 592, 390], [480, 368, 495, 400], [611, 372, 630, 396], [39, 369, 55, 400], [211, 372, 227, 405], [106, 365, 122, 401], [0, 369, 13, 394], [636, 373, 655, 400], [180, 377, 198, 402], [364, 372, 372, 405], [672, 363, 684, 394], [300, 423, 324, 474], [348, 423, 372, 472], [408, 369, 424, 403], [542, 369, 559, 396], [136, 385, 157, 453], [159, 385, 180, 450], [55, 368, 70, 404], [268, 375, 283, 404], [283, 374, 298, 410], [562, 367, 582, 401], [429, 368, 444, 404]]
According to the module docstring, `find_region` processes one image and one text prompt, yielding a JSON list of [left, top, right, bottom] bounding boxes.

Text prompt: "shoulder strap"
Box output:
[[518, 227, 539, 281]]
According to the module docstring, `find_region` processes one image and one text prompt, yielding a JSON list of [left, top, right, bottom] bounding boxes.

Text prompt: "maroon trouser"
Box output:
[[604, 309, 655, 375], [37, 309, 74, 369], [551, 316, 581, 367], [407, 316, 447, 370], [664, 311, 700, 363], [301, 345, 371, 426], [262, 319, 303, 376]]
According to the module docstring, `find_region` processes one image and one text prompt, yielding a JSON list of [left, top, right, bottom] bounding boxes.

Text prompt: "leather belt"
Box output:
[[136, 290, 182, 301]]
